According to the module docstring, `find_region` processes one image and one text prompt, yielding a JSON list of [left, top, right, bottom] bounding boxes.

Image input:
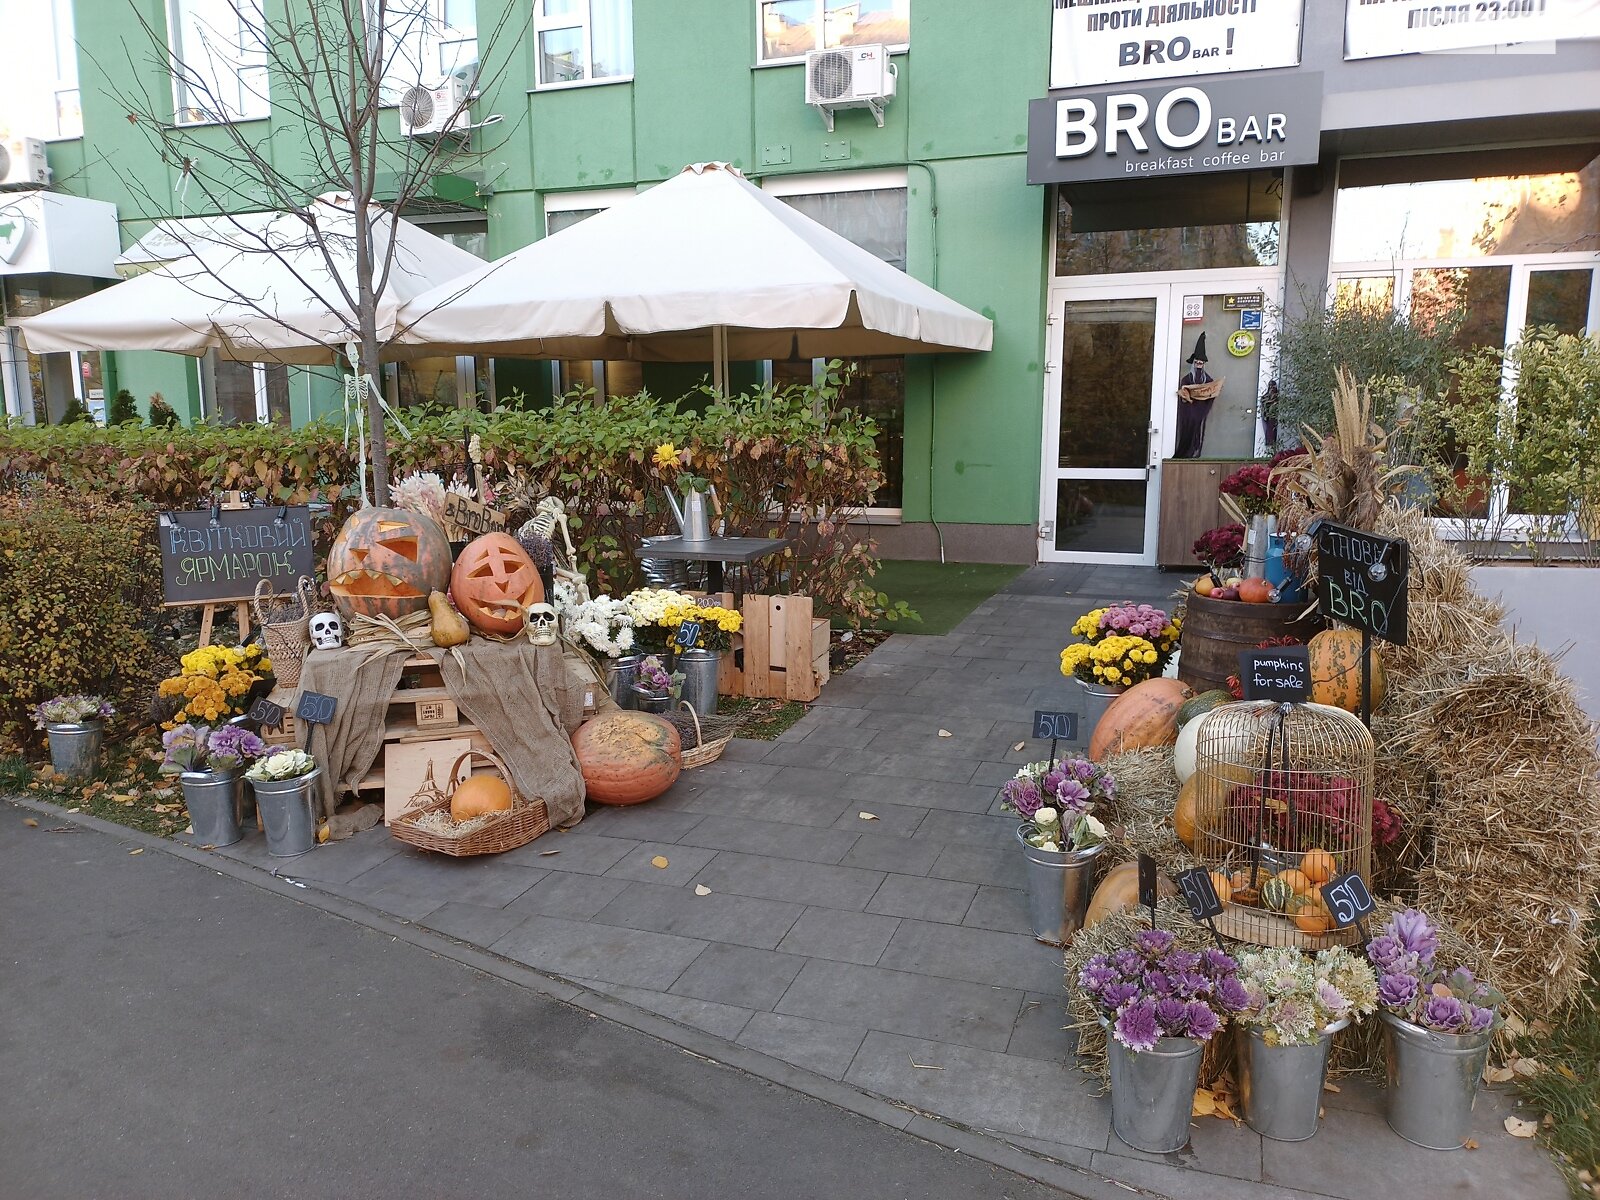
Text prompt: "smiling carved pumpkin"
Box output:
[[451, 532, 545, 635], [326, 506, 452, 621]]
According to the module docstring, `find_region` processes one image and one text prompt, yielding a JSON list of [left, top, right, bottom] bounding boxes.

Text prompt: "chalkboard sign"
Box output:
[[1321, 872, 1377, 929], [674, 620, 704, 650], [1316, 522, 1409, 646], [1032, 710, 1078, 741], [1175, 867, 1224, 921], [248, 696, 287, 729], [1137, 853, 1159, 911], [1238, 646, 1312, 703], [160, 506, 315, 606], [295, 690, 338, 725]]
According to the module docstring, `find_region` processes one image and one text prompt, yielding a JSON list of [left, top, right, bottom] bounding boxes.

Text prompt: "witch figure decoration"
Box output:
[[1175, 332, 1224, 458]]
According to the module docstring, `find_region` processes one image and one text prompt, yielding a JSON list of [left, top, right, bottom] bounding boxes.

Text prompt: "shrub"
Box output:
[[0, 487, 163, 749], [108, 389, 139, 426], [147, 393, 179, 428]]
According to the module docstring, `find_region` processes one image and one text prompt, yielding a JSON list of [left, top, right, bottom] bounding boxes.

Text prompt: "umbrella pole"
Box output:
[[712, 324, 727, 396]]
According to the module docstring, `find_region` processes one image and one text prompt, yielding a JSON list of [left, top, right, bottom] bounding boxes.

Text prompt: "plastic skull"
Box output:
[[525, 602, 558, 647], [309, 610, 344, 651]]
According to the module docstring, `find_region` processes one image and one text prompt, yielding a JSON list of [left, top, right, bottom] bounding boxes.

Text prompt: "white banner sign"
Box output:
[[1345, 0, 1600, 60], [1050, 0, 1305, 89]]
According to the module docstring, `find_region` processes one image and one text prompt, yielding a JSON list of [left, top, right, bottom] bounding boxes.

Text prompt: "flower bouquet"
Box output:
[[156, 643, 273, 729], [1192, 523, 1246, 577], [625, 587, 698, 654], [31, 694, 115, 729], [555, 586, 637, 660], [33, 693, 116, 779], [246, 748, 316, 784], [1219, 463, 1276, 520], [670, 602, 743, 652], [1001, 754, 1114, 854], [1367, 908, 1502, 1149], [1060, 603, 1180, 690], [161, 723, 267, 776], [630, 655, 683, 713], [1079, 928, 1248, 1152]]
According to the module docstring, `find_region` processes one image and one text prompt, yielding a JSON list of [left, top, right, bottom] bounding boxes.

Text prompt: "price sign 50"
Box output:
[[1321, 873, 1376, 929]]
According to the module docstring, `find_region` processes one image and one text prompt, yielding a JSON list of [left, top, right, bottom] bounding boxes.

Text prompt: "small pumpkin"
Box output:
[[428, 590, 471, 648], [1260, 876, 1296, 912], [1308, 627, 1386, 713], [1208, 870, 1233, 906], [1176, 689, 1233, 729], [1172, 708, 1222, 784], [1292, 898, 1334, 935], [1301, 847, 1337, 884], [1275, 868, 1316, 896], [326, 505, 452, 621], [451, 532, 545, 635], [1088, 678, 1194, 762], [1085, 860, 1177, 928], [1174, 773, 1199, 848], [573, 710, 682, 806], [451, 772, 512, 822]]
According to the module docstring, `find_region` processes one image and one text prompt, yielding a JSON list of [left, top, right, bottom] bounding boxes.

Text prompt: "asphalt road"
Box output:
[[0, 803, 1063, 1200]]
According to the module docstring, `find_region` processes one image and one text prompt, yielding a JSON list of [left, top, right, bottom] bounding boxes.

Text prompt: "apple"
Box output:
[[1213, 586, 1240, 600]]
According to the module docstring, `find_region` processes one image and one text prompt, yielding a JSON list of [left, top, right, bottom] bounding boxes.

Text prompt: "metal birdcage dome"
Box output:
[[1193, 701, 1375, 949]]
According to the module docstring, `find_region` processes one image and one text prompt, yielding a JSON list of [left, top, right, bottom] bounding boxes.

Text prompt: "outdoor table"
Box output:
[[632, 535, 789, 602]]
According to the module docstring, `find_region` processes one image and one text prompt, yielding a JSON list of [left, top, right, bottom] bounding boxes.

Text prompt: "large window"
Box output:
[[765, 170, 909, 510], [0, 0, 82, 138], [374, 0, 478, 104], [532, 0, 633, 88], [758, 0, 911, 64], [202, 355, 290, 426], [169, 0, 269, 124]]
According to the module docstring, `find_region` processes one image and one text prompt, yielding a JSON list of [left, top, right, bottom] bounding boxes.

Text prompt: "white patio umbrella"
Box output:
[[397, 162, 993, 388], [19, 193, 484, 365]]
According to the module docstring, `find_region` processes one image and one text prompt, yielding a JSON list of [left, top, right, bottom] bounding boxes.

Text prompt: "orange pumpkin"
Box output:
[[1308, 627, 1386, 713], [326, 506, 451, 620], [1301, 848, 1337, 884], [1089, 678, 1194, 761], [1275, 868, 1316, 896], [451, 532, 545, 635], [1208, 870, 1233, 905], [1174, 774, 1199, 848], [1237, 577, 1277, 604], [451, 772, 513, 822], [1085, 860, 1177, 927], [573, 711, 682, 806], [1293, 899, 1334, 935]]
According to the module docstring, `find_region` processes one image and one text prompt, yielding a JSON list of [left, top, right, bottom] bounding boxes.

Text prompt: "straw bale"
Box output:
[[1100, 747, 1202, 872]]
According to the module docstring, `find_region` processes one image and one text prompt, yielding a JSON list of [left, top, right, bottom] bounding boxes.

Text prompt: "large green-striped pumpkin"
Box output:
[[326, 506, 452, 621]]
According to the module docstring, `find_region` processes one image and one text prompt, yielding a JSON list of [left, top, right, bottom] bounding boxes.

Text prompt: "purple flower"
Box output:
[[1467, 1005, 1495, 1033], [1114, 1000, 1162, 1053], [1102, 982, 1141, 1008], [1110, 949, 1143, 975], [1001, 776, 1043, 819], [208, 724, 265, 767], [1366, 934, 1406, 973], [1135, 929, 1175, 955], [1154, 997, 1189, 1032], [1172, 970, 1211, 999], [1201, 948, 1238, 976], [1143, 970, 1175, 998], [1378, 971, 1420, 1009], [1185, 1002, 1221, 1040], [1079, 963, 1118, 994], [1422, 994, 1466, 1032], [1163, 949, 1203, 975], [1388, 909, 1439, 969], [1216, 976, 1250, 1013], [1051, 777, 1092, 814]]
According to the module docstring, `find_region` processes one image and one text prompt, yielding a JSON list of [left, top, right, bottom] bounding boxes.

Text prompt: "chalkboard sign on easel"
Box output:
[[1315, 521, 1410, 727], [160, 501, 315, 648]]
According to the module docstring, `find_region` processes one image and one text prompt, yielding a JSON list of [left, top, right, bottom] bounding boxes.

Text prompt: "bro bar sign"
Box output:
[[1316, 522, 1409, 646]]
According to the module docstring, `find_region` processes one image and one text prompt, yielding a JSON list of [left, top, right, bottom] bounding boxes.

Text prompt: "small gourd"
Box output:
[[429, 590, 471, 648], [1260, 876, 1296, 913]]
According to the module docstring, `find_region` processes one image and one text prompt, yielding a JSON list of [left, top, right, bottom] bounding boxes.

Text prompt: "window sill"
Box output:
[[173, 114, 271, 129], [753, 45, 907, 69], [528, 75, 634, 94]]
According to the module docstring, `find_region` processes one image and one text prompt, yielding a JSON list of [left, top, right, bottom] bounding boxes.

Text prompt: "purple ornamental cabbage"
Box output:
[[1378, 971, 1421, 1009], [1422, 994, 1466, 1031], [1001, 776, 1044, 819], [1114, 999, 1162, 1053]]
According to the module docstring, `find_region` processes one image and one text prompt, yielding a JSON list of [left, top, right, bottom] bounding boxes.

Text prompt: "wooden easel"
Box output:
[[193, 492, 252, 648]]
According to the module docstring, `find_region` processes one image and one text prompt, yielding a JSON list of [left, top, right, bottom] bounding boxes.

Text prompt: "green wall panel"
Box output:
[[630, 4, 751, 179], [528, 82, 638, 191], [907, 0, 1049, 161]]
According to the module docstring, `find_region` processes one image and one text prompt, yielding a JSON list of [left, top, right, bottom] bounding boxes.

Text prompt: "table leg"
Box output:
[[708, 560, 726, 594]]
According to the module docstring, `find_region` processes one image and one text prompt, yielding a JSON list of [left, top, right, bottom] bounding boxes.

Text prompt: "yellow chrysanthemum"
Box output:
[[653, 443, 680, 470]]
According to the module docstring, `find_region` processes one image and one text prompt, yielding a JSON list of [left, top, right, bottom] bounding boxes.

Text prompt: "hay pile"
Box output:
[[1100, 747, 1200, 873]]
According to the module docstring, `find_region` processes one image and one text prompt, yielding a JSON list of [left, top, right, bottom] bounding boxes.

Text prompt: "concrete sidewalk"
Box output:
[[198, 564, 1563, 1200]]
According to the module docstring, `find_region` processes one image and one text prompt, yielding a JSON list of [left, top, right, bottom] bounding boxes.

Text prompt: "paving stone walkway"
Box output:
[[206, 564, 1563, 1199]]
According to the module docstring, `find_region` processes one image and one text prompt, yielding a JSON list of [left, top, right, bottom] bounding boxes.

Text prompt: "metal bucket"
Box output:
[[1107, 1031, 1204, 1153], [45, 721, 104, 780], [1380, 1010, 1492, 1150], [1237, 1018, 1348, 1141], [252, 768, 321, 858], [181, 769, 244, 847], [677, 648, 720, 718], [631, 687, 672, 714], [1016, 827, 1103, 945], [605, 654, 643, 709], [1073, 680, 1125, 748], [639, 536, 696, 591]]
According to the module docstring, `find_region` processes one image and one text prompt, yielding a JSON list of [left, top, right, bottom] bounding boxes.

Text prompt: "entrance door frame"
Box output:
[[1039, 265, 1282, 564]]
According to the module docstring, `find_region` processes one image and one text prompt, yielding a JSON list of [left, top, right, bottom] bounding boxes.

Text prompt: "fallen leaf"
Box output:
[[650, 855, 670, 869], [1529, 1018, 1552, 1036], [539, 849, 561, 857], [1463, 1138, 1479, 1150], [1513, 1058, 1541, 1078], [1322, 1081, 1341, 1093], [22, 817, 38, 828], [694, 885, 712, 896], [1192, 1089, 1217, 1117], [1012, 742, 1025, 752], [1502, 1014, 1529, 1037], [1484, 1064, 1516, 1084], [937, 729, 952, 738], [1558, 1064, 1581, 1082], [858, 811, 878, 821], [1504, 1116, 1538, 1138], [1543, 1113, 1556, 1127], [128, 848, 144, 856]]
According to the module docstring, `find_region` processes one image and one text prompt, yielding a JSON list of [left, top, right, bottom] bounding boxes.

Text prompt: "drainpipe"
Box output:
[[911, 162, 946, 564]]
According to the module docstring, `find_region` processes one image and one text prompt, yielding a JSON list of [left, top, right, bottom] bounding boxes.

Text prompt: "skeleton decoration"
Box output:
[[309, 610, 345, 651], [524, 495, 590, 603], [525, 603, 559, 647]]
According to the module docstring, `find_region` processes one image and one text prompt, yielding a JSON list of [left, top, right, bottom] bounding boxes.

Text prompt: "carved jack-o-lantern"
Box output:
[[326, 506, 452, 621], [451, 532, 545, 635]]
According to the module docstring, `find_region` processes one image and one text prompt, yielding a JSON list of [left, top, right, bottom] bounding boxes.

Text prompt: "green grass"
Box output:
[[1, 750, 191, 838], [716, 696, 809, 740], [1515, 933, 1600, 1198], [863, 560, 1027, 636]]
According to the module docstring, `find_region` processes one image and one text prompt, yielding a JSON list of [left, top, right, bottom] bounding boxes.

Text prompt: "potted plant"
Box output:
[[1001, 754, 1113, 945], [1367, 908, 1502, 1150], [160, 723, 267, 847], [556, 585, 638, 707], [1059, 602, 1181, 726], [1079, 928, 1248, 1153], [630, 655, 680, 714], [245, 749, 321, 858], [1233, 946, 1379, 1141], [32, 694, 116, 780], [670, 601, 741, 717], [156, 643, 274, 729]]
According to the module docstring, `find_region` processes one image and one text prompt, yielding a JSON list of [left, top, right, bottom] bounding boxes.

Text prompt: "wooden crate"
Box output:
[[715, 594, 829, 703], [260, 686, 300, 748]]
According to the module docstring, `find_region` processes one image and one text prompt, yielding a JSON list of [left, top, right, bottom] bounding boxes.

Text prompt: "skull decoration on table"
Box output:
[[309, 610, 345, 651], [526, 603, 558, 647]]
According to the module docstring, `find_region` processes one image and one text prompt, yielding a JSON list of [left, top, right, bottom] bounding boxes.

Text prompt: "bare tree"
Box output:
[[104, 0, 522, 505]]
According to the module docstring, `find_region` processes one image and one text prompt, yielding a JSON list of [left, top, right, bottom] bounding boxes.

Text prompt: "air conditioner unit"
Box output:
[[399, 77, 469, 138], [804, 44, 897, 132], [0, 135, 50, 188]]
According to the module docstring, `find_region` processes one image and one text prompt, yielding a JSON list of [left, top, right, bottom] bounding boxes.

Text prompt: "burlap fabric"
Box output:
[[296, 639, 587, 832]]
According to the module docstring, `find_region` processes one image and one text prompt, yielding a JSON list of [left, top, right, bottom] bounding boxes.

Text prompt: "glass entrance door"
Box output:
[[1041, 289, 1169, 561]]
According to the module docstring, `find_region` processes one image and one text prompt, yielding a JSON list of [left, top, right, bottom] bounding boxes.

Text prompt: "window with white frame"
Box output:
[[758, 0, 910, 64], [169, 0, 270, 124], [372, 0, 479, 105], [532, 0, 633, 89], [764, 170, 909, 510], [202, 355, 290, 425], [0, 0, 82, 138], [542, 189, 644, 399]]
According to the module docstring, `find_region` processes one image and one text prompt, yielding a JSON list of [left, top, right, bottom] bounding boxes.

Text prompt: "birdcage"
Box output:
[[1193, 701, 1375, 949]]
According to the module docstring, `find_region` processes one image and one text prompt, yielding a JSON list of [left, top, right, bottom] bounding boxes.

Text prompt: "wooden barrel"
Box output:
[[1178, 592, 1326, 694]]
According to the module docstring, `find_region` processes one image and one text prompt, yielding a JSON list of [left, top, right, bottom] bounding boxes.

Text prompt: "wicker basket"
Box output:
[[254, 577, 317, 689], [671, 701, 739, 769], [390, 747, 550, 857]]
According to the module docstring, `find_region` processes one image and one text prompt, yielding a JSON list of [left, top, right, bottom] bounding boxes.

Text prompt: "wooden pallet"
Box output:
[[706, 594, 829, 703]]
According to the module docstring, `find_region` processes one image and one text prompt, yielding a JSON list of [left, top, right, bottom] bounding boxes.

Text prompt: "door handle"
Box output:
[[1147, 424, 1161, 469]]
